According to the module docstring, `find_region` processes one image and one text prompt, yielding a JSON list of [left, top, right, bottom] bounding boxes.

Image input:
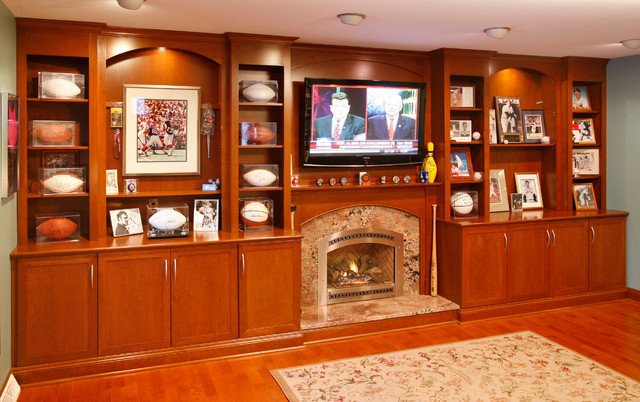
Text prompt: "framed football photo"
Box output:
[[495, 96, 523, 143]]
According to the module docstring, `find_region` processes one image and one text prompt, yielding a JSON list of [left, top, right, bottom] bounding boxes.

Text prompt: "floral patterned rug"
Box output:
[[271, 331, 640, 401]]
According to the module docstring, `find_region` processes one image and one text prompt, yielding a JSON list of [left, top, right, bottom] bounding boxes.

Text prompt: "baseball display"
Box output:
[[450, 192, 474, 215]]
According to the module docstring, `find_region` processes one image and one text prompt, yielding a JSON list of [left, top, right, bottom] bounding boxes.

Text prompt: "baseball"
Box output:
[[450, 192, 474, 215], [472, 131, 481, 140]]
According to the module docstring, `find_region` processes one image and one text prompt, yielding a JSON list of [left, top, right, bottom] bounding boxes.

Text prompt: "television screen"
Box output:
[[302, 78, 426, 167]]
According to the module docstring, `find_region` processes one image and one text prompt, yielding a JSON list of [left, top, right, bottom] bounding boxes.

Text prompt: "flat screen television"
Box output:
[[302, 77, 426, 167]]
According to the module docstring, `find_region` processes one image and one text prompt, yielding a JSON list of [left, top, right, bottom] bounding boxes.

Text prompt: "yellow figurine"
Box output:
[[422, 141, 437, 183]]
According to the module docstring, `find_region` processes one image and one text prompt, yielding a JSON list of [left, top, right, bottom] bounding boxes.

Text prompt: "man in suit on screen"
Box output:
[[313, 92, 365, 141], [367, 93, 416, 140]]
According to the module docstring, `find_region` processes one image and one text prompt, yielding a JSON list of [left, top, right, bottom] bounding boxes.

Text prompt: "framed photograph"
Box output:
[[123, 85, 200, 176], [109, 208, 144, 237], [110, 106, 123, 128], [495, 96, 523, 143], [1, 92, 19, 198], [124, 178, 138, 194], [193, 199, 219, 232], [450, 119, 472, 142], [106, 169, 119, 195], [573, 183, 598, 211], [489, 169, 509, 212], [572, 86, 591, 111], [41, 150, 76, 169], [450, 85, 474, 107], [572, 118, 596, 144], [514, 172, 543, 209], [522, 110, 546, 143], [572, 148, 599, 175], [489, 109, 497, 144], [450, 147, 474, 178], [510, 193, 524, 212]]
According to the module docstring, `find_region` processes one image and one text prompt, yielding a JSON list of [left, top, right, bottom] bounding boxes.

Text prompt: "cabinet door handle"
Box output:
[[90, 264, 94, 289], [590, 226, 596, 244], [546, 229, 550, 247], [503, 233, 508, 251], [173, 259, 177, 283], [164, 259, 168, 283], [551, 229, 556, 247], [241, 253, 246, 276]]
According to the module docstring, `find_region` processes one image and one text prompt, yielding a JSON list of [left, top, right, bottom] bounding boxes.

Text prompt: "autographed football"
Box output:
[[242, 83, 276, 102], [33, 124, 73, 145], [41, 77, 81, 98], [240, 202, 270, 227], [148, 208, 187, 231], [247, 124, 276, 145], [42, 174, 84, 193], [243, 168, 277, 187], [36, 217, 78, 240]]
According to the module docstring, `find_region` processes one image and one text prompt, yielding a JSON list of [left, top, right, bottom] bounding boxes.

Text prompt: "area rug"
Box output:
[[271, 331, 640, 401]]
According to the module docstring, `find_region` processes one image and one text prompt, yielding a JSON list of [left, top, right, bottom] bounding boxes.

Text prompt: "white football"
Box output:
[[42, 78, 81, 98], [42, 174, 84, 193], [243, 168, 277, 187], [242, 83, 276, 102], [240, 202, 269, 226], [450, 192, 474, 215], [149, 208, 187, 231]]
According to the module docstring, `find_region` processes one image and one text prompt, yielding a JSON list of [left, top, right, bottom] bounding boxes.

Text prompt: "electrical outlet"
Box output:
[[0, 374, 20, 402]]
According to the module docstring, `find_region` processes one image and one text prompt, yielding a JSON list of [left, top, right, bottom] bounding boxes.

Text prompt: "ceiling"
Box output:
[[3, 0, 640, 59]]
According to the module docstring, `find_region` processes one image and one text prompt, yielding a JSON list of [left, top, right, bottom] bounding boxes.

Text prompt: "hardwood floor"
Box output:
[[18, 300, 640, 401]]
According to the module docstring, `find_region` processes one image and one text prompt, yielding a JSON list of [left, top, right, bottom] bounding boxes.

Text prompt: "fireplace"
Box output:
[[317, 228, 404, 305]]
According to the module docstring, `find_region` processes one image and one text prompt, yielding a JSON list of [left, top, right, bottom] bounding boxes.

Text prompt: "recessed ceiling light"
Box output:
[[337, 13, 366, 26], [117, 0, 144, 10], [484, 27, 511, 39]]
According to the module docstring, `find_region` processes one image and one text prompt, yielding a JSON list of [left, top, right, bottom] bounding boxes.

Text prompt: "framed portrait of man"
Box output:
[[514, 172, 543, 209], [495, 96, 523, 143]]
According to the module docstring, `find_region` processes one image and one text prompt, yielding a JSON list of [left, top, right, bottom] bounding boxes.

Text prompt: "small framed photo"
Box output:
[[41, 150, 76, 168], [489, 169, 509, 212], [110, 107, 123, 128], [489, 109, 497, 144], [450, 147, 474, 179], [572, 86, 591, 111], [193, 199, 219, 232], [522, 110, 546, 143], [510, 193, 524, 212], [106, 169, 119, 195], [573, 183, 598, 211], [572, 118, 596, 144], [514, 172, 543, 209], [495, 96, 523, 143], [124, 178, 138, 194], [572, 148, 599, 175], [450, 85, 474, 108], [450, 120, 472, 142], [109, 208, 144, 237]]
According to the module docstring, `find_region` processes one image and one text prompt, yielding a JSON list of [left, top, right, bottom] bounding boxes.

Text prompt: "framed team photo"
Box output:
[[450, 147, 474, 179], [109, 208, 144, 237], [573, 183, 598, 211], [123, 85, 200, 176], [495, 96, 523, 143], [521, 110, 546, 143], [572, 86, 591, 111], [514, 172, 543, 209], [193, 199, 219, 232], [572, 118, 596, 144]]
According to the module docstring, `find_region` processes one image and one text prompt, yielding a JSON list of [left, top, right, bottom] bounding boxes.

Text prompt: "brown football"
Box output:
[[247, 124, 276, 145], [36, 217, 78, 240], [33, 124, 73, 145]]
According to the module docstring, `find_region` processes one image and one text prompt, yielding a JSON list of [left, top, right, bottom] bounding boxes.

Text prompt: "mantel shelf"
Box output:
[[292, 182, 441, 192]]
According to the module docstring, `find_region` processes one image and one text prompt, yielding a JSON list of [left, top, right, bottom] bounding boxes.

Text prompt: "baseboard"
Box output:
[[12, 332, 303, 385], [0, 373, 21, 402], [627, 287, 640, 302]]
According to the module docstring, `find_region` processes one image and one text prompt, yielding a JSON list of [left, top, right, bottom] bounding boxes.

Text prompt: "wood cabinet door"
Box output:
[[461, 226, 508, 308], [16, 254, 97, 366], [507, 223, 550, 302], [98, 250, 171, 355], [238, 240, 301, 338], [589, 217, 626, 291], [549, 220, 589, 296], [171, 244, 238, 346]]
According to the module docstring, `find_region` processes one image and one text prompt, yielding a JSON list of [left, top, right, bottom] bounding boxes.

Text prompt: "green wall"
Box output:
[[0, 0, 16, 382], [607, 55, 640, 290]]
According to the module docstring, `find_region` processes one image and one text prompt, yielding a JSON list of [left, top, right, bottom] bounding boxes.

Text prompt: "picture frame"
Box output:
[[110, 107, 123, 128], [123, 85, 200, 176], [510, 193, 524, 212], [514, 172, 543, 209], [1, 92, 19, 198], [106, 169, 119, 195], [495, 96, 523, 143], [521, 110, 546, 143], [450, 147, 474, 179], [193, 199, 219, 232], [124, 178, 138, 194], [572, 118, 596, 144], [450, 85, 474, 108], [489, 109, 497, 144], [450, 119, 472, 142], [41, 150, 76, 169], [109, 208, 144, 237], [572, 86, 591, 111], [573, 183, 598, 211], [489, 169, 509, 212], [572, 148, 599, 175]]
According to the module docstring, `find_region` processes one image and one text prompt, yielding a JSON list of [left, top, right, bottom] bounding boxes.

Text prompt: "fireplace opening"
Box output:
[[318, 228, 404, 305]]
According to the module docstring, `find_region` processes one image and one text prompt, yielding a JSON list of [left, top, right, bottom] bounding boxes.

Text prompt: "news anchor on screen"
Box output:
[[367, 93, 416, 140], [313, 92, 365, 141]]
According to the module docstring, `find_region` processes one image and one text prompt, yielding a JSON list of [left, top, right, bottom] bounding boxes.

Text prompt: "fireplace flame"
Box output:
[[349, 261, 359, 274]]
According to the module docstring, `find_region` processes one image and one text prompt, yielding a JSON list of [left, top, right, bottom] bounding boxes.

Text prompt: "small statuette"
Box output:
[[392, 175, 401, 184], [403, 175, 412, 184], [316, 178, 324, 187], [421, 141, 437, 184], [328, 177, 337, 186], [474, 172, 483, 181], [339, 177, 348, 186], [379, 175, 387, 184], [472, 131, 481, 141], [541, 136, 550, 144]]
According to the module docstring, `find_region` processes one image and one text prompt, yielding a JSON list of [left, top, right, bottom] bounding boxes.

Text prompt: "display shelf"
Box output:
[[106, 189, 222, 198], [27, 192, 89, 199]]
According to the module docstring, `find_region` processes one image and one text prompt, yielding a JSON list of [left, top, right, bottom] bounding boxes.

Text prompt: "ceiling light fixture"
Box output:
[[484, 27, 511, 39], [621, 39, 640, 49], [117, 0, 144, 10], [337, 13, 366, 26]]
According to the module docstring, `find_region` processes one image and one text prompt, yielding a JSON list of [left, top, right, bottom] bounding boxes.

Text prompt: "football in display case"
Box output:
[[30, 120, 77, 146], [240, 122, 277, 145], [450, 190, 479, 219], [35, 212, 80, 243], [239, 197, 273, 231], [39, 167, 86, 195], [147, 204, 189, 238], [240, 80, 278, 103], [38, 72, 85, 99], [241, 164, 279, 188]]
